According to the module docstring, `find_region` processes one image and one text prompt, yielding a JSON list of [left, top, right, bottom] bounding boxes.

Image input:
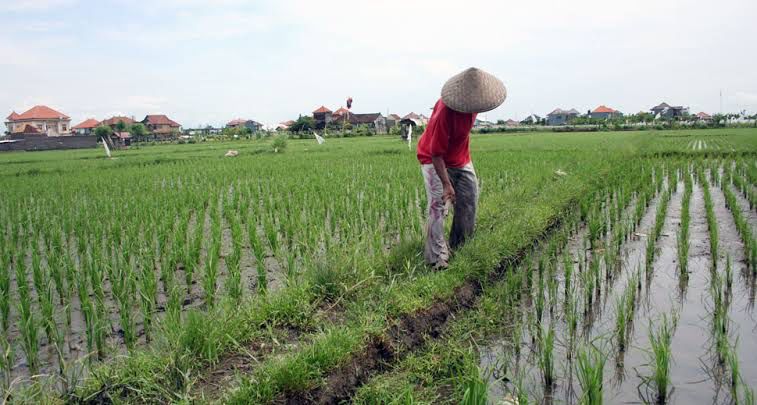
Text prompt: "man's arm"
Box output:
[[431, 155, 454, 203]]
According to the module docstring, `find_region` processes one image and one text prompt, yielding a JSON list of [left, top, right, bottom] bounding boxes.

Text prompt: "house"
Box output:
[[312, 106, 333, 129], [504, 119, 519, 127], [5, 105, 71, 136], [401, 112, 423, 127], [226, 119, 263, 132], [142, 114, 181, 135], [695, 112, 712, 121], [520, 114, 542, 125], [277, 120, 295, 131], [474, 119, 496, 129], [71, 118, 101, 135], [651, 102, 689, 118], [352, 113, 387, 134], [589, 105, 622, 120], [101, 116, 136, 129], [332, 112, 387, 133], [111, 132, 132, 147], [386, 114, 402, 128], [332, 107, 350, 117], [546, 108, 580, 126]]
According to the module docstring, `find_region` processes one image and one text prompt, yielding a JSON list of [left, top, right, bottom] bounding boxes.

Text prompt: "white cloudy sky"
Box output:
[[1, 0, 756, 127]]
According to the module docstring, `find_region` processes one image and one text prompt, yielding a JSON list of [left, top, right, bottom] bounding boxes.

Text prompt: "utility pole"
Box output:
[[719, 89, 723, 114]]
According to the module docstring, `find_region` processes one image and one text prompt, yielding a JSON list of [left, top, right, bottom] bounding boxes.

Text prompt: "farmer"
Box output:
[[417, 67, 506, 268]]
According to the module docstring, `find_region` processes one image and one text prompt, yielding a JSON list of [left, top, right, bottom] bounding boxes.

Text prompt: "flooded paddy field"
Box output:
[[0, 129, 755, 403]]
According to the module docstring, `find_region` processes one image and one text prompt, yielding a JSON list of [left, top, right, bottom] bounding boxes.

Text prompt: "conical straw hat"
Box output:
[[441, 67, 507, 113]]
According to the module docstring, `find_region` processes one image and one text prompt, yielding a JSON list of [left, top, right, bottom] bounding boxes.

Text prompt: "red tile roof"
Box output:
[[227, 118, 246, 126], [6, 111, 20, 120], [143, 114, 180, 127], [592, 105, 617, 113], [101, 116, 135, 126], [313, 106, 332, 114], [333, 107, 349, 116], [72, 118, 101, 129], [696, 112, 712, 119], [403, 112, 420, 120], [10, 105, 69, 120]]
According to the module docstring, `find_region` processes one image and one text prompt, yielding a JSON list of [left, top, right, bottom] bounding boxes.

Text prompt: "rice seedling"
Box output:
[[644, 313, 677, 404], [700, 167, 719, 267], [743, 385, 755, 405], [0, 254, 10, 332], [677, 170, 692, 277], [563, 251, 573, 301], [576, 344, 605, 405], [535, 272, 545, 321], [139, 251, 158, 343], [248, 216, 267, 294], [614, 295, 628, 352], [15, 253, 40, 375], [0, 333, 12, 393], [565, 293, 578, 358], [722, 176, 756, 271], [538, 326, 555, 387], [726, 343, 740, 396]]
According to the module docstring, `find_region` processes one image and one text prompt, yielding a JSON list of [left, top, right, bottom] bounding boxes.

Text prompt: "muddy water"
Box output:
[[710, 181, 757, 391], [729, 183, 757, 231], [662, 181, 724, 404], [479, 189, 664, 403], [601, 182, 684, 404], [480, 175, 757, 404]]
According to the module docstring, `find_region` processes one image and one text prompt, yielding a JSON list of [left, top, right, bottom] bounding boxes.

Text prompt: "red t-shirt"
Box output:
[[416, 99, 477, 168]]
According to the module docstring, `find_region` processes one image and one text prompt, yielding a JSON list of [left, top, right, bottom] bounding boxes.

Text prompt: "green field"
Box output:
[[0, 129, 755, 404]]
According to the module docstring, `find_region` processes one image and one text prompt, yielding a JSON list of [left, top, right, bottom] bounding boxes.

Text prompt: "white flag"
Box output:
[[102, 138, 112, 158], [406, 126, 412, 150], [314, 132, 325, 145]]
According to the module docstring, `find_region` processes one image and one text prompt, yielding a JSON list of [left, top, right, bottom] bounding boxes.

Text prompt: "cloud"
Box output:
[[733, 91, 757, 104], [0, 0, 75, 12], [125, 96, 169, 112]]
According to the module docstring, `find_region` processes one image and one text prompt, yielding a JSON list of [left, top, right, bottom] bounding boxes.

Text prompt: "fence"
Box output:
[[0, 135, 98, 152]]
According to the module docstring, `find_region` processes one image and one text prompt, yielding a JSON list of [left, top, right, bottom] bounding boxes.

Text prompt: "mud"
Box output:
[[191, 327, 304, 401]]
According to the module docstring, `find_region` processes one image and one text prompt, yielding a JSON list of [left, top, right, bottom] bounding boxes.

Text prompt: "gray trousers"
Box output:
[[421, 163, 479, 266]]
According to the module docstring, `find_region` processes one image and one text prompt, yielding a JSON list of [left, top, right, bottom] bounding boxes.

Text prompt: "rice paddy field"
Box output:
[[0, 128, 755, 404]]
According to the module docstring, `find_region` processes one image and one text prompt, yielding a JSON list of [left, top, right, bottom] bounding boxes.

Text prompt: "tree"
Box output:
[[289, 116, 315, 133], [129, 123, 147, 139], [115, 120, 127, 133], [94, 125, 112, 142]]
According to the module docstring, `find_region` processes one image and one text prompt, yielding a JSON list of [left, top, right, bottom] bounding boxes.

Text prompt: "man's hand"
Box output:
[[443, 182, 456, 204], [432, 155, 455, 205]]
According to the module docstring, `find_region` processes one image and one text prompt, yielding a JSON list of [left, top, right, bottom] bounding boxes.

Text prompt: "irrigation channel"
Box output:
[[477, 162, 756, 404]]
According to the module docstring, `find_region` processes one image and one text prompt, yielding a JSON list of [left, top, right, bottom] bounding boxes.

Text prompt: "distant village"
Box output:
[[1, 101, 753, 152]]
